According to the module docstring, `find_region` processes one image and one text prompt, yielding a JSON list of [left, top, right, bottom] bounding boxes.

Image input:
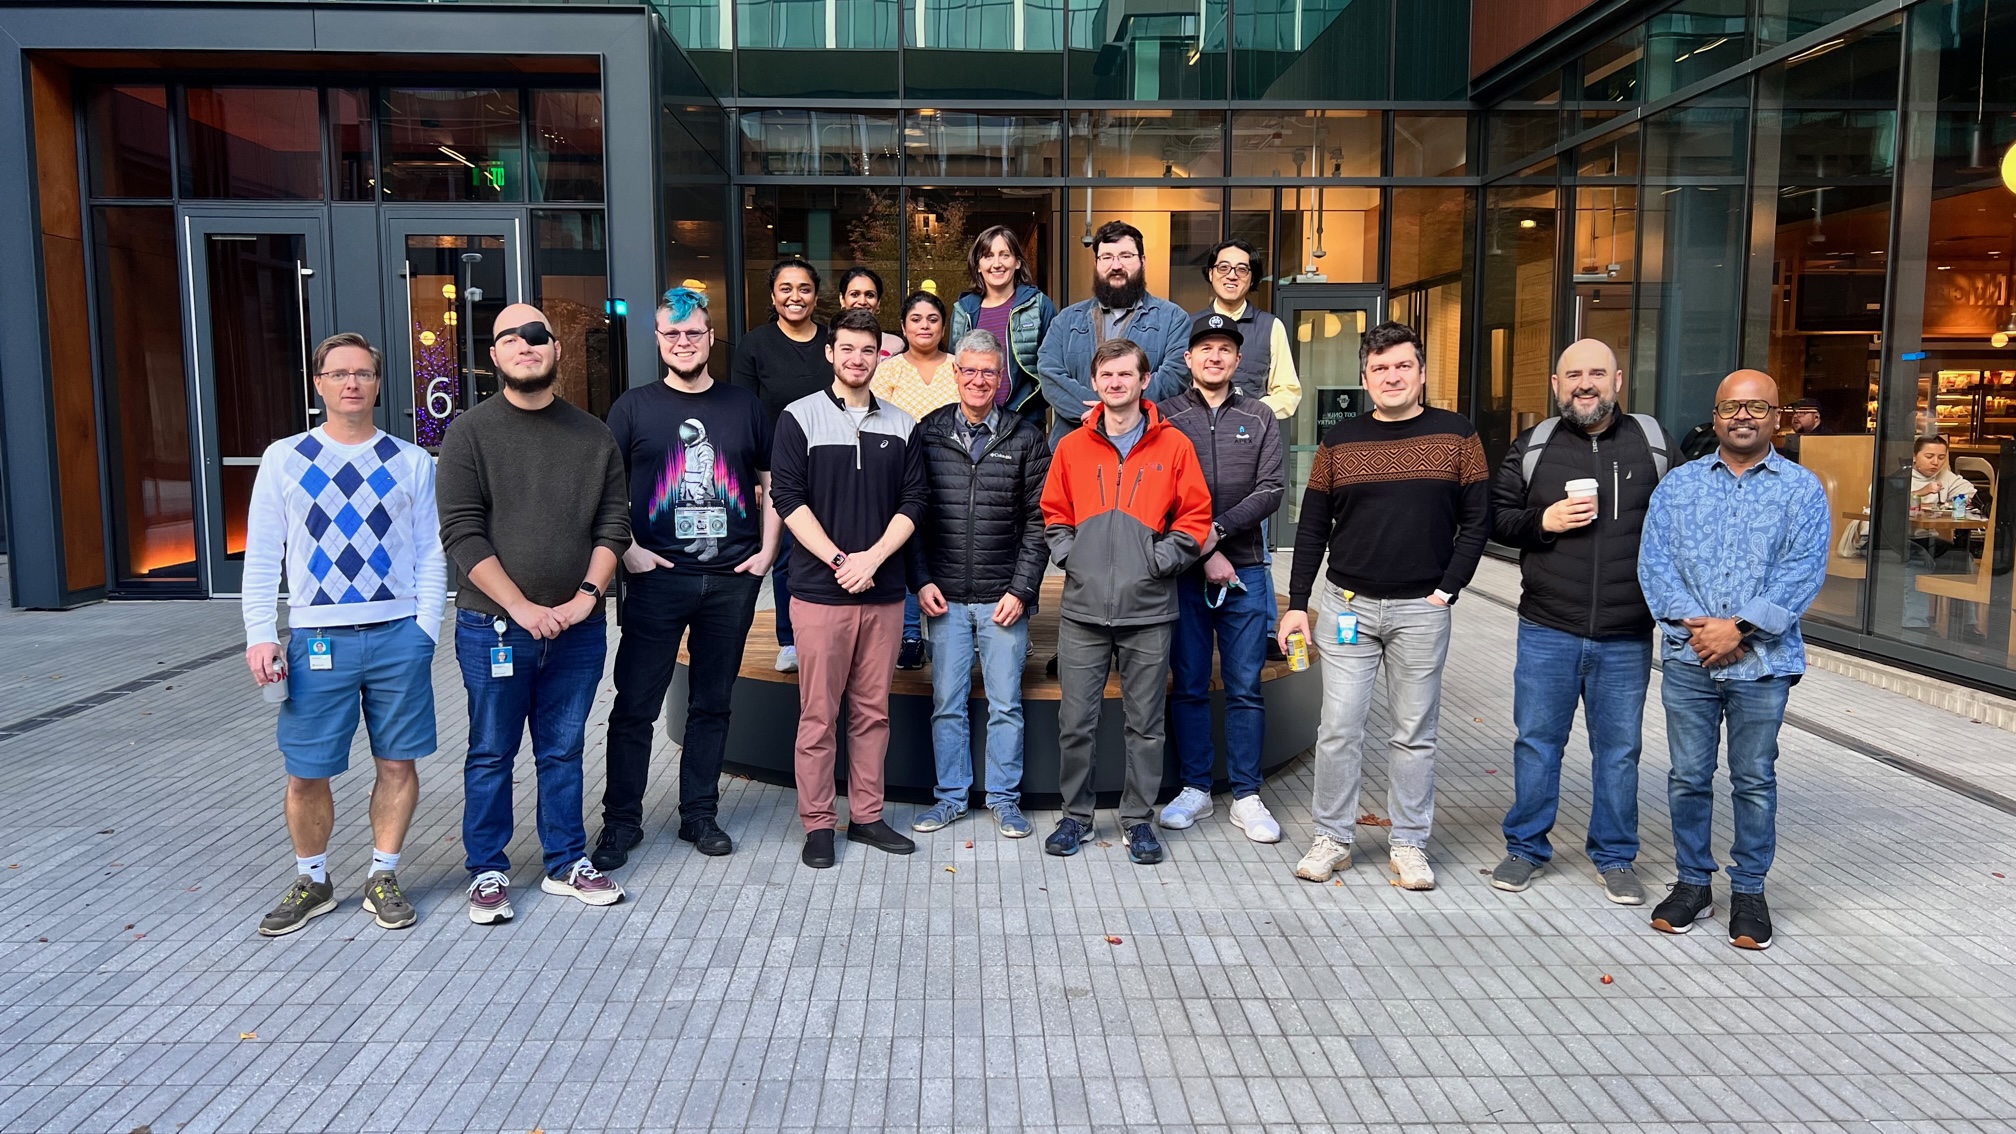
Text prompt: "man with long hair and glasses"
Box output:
[[592, 287, 779, 872], [1638, 371, 1829, 951], [733, 258, 830, 673], [949, 225, 1057, 429], [1037, 219, 1190, 446], [242, 333, 445, 937]]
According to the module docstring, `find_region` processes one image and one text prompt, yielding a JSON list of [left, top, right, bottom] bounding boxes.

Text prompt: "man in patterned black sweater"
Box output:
[[1277, 321, 1491, 893]]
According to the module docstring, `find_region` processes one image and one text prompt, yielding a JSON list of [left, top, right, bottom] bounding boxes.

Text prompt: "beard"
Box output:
[[1092, 268, 1146, 311], [1558, 392, 1615, 429], [500, 359, 557, 395], [669, 358, 708, 383]]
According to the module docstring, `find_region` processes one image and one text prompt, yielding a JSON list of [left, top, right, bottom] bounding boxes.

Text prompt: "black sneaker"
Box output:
[[590, 824, 644, 871], [846, 819, 917, 855], [1125, 822, 1164, 866], [897, 637, 928, 670], [679, 817, 734, 857], [257, 875, 337, 937], [1727, 891, 1773, 951], [1044, 817, 1090, 857], [1650, 881, 1715, 934], [802, 829, 836, 869], [1044, 653, 1060, 678]]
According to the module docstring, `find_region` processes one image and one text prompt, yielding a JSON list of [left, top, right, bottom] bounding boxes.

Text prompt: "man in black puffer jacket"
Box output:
[[910, 329, 1052, 840], [1489, 338, 1666, 910]]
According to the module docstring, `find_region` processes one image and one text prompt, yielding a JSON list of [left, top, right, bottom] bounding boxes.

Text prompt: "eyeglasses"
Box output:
[[495, 321, 554, 347], [656, 328, 710, 343], [316, 369, 379, 382], [1095, 252, 1142, 266], [957, 367, 1001, 381], [1713, 399, 1777, 419], [1211, 262, 1254, 279]]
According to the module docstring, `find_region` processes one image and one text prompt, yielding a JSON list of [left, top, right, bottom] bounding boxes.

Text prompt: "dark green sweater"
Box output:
[[437, 394, 630, 615]]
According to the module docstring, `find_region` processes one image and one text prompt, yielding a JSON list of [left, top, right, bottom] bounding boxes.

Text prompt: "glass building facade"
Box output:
[[7, 0, 2016, 695]]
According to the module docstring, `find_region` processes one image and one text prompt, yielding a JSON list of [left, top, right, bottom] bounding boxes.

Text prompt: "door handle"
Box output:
[[295, 259, 315, 430]]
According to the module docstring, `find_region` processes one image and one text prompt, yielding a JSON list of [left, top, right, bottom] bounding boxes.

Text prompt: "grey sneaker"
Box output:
[[911, 799, 967, 833], [1599, 866, 1647, 906], [258, 875, 337, 937], [361, 870, 416, 930], [1490, 854, 1543, 893], [991, 802, 1033, 839]]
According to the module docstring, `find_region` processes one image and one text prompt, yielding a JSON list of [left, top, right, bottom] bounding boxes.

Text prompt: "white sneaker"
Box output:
[[1228, 796, 1281, 843], [1294, 833, 1352, 881], [540, 858, 626, 906], [1158, 786, 1214, 829], [1388, 844, 1436, 891], [774, 645, 799, 673]]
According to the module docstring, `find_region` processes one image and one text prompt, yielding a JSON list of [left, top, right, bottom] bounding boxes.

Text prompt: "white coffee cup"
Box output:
[[1564, 478, 1600, 500]]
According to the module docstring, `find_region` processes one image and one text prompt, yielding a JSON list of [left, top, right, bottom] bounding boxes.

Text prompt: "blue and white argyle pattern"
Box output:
[[292, 433, 408, 607]]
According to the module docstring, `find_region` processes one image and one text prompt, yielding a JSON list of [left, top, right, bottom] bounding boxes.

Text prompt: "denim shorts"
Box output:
[[276, 616, 439, 778]]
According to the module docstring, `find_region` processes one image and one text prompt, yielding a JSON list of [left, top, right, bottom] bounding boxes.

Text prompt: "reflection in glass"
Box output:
[[533, 210, 613, 417], [738, 0, 899, 97], [661, 0, 734, 90], [1390, 187, 1471, 288], [403, 235, 508, 449], [905, 0, 1063, 98], [1227, 187, 1275, 312], [739, 110, 900, 176], [1068, 0, 1224, 100], [1477, 175, 1559, 466], [1393, 113, 1468, 177], [204, 233, 311, 558], [663, 185, 732, 375], [741, 186, 902, 326], [94, 206, 194, 585], [1487, 71, 1562, 173], [1394, 0, 1471, 100], [1073, 110, 1224, 179], [1066, 187, 1219, 313], [1396, 280, 1467, 412], [378, 89, 522, 202], [1233, 0, 1387, 101], [181, 88, 322, 200], [1229, 111, 1379, 178], [1279, 186, 1379, 286], [1572, 131, 1640, 362], [904, 188, 1056, 299], [87, 85, 172, 199], [530, 91, 605, 203], [330, 89, 374, 201], [1757, 0, 1869, 46], [903, 112, 1062, 178]]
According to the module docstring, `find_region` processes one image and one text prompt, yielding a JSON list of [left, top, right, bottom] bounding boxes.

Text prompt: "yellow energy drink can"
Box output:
[[1285, 631, 1310, 672]]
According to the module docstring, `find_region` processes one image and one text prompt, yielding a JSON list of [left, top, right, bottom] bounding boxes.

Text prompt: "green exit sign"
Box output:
[[473, 162, 507, 192]]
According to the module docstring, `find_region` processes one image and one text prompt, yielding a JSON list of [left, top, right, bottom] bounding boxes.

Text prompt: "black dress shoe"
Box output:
[[590, 824, 644, 871], [845, 819, 917, 855], [679, 817, 735, 857], [802, 829, 836, 869]]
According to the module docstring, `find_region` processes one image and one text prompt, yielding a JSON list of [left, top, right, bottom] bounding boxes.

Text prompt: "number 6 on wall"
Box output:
[[426, 377, 455, 420]]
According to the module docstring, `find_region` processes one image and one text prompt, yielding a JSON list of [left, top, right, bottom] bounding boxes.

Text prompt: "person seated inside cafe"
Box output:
[[1887, 435, 1982, 633]]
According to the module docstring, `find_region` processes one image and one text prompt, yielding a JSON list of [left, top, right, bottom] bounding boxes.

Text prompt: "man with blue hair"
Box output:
[[592, 285, 781, 869]]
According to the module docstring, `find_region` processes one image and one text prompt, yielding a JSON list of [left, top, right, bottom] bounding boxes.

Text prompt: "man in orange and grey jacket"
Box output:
[[1039, 336, 1215, 866]]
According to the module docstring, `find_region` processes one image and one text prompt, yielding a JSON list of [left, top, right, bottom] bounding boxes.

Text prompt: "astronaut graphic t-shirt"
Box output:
[[606, 379, 774, 573]]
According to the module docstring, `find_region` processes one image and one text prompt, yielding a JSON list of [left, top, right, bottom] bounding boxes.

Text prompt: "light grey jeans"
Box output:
[[1310, 583, 1453, 848]]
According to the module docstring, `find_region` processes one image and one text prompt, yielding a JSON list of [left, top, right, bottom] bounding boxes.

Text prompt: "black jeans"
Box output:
[[602, 567, 762, 830]]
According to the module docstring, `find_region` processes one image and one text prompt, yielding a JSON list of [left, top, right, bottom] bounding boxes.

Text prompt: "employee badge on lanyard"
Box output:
[[308, 634, 334, 671], [490, 619, 515, 678]]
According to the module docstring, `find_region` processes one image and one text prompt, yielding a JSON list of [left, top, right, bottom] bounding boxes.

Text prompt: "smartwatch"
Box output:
[[1734, 617, 1758, 637], [578, 581, 601, 600], [830, 551, 848, 568]]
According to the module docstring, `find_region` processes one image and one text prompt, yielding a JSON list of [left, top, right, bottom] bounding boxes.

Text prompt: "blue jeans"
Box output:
[[1659, 658, 1792, 894], [927, 602, 1029, 807], [1502, 620, 1650, 872], [456, 608, 607, 878], [772, 531, 795, 648], [1170, 564, 1269, 798], [903, 591, 922, 642]]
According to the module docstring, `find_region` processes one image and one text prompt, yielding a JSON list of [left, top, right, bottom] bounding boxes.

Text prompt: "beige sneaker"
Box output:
[[1388, 844, 1436, 891], [1294, 833, 1353, 882]]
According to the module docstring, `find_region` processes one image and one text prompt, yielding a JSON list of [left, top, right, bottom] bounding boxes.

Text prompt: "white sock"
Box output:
[[370, 848, 400, 875], [297, 854, 328, 884]]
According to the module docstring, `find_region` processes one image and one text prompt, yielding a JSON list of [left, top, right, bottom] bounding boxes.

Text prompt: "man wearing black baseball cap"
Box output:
[[1158, 311, 1287, 844]]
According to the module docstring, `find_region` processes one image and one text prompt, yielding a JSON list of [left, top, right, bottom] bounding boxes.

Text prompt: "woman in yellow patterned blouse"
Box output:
[[871, 292, 958, 423]]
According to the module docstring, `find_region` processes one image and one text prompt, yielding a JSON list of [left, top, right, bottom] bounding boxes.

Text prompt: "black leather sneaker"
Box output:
[[679, 817, 734, 857], [1044, 816, 1090, 856], [846, 819, 917, 855], [897, 637, 927, 670], [1727, 891, 1773, 950], [802, 828, 836, 869], [1125, 822, 1164, 866], [590, 824, 644, 872], [1650, 881, 1715, 934]]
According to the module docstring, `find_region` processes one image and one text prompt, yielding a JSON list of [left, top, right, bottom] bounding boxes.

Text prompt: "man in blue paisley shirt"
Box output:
[[1636, 369, 1830, 952]]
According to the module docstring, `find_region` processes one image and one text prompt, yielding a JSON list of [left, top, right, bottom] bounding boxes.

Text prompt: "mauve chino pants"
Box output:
[[790, 598, 904, 832]]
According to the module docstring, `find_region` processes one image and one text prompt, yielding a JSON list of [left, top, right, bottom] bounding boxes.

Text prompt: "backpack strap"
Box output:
[[1630, 413, 1671, 480], [1519, 417, 1561, 488]]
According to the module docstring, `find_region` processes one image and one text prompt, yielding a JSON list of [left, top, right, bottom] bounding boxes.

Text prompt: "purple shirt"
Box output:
[[975, 301, 1013, 405]]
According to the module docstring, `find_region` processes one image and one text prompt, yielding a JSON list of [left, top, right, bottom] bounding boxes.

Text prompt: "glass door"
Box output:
[[184, 212, 331, 596], [383, 216, 523, 451], [1274, 286, 1384, 548]]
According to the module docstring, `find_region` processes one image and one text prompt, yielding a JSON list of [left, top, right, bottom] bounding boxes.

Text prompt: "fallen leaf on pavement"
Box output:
[[1355, 814, 1391, 827], [964, 841, 974, 849], [1095, 841, 1112, 848], [943, 867, 956, 874], [1105, 935, 1123, 945], [1600, 975, 1614, 985], [1995, 872, 2006, 879], [239, 1033, 257, 1040], [1485, 769, 1498, 775]]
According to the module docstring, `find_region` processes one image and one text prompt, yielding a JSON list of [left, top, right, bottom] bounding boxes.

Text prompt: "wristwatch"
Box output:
[[578, 581, 601, 600], [830, 551, 848, 568], [1734, 617, 1758, 637]]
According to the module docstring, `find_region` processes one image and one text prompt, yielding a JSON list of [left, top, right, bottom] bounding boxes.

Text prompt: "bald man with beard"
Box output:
[[1489, 339, 1668, 909], [437, 303, 631, 924], [1637, 369, 1829, 951]]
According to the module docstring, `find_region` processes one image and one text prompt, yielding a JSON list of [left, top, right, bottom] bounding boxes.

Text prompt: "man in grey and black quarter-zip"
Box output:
[[1489, 338, 1663, 908]]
